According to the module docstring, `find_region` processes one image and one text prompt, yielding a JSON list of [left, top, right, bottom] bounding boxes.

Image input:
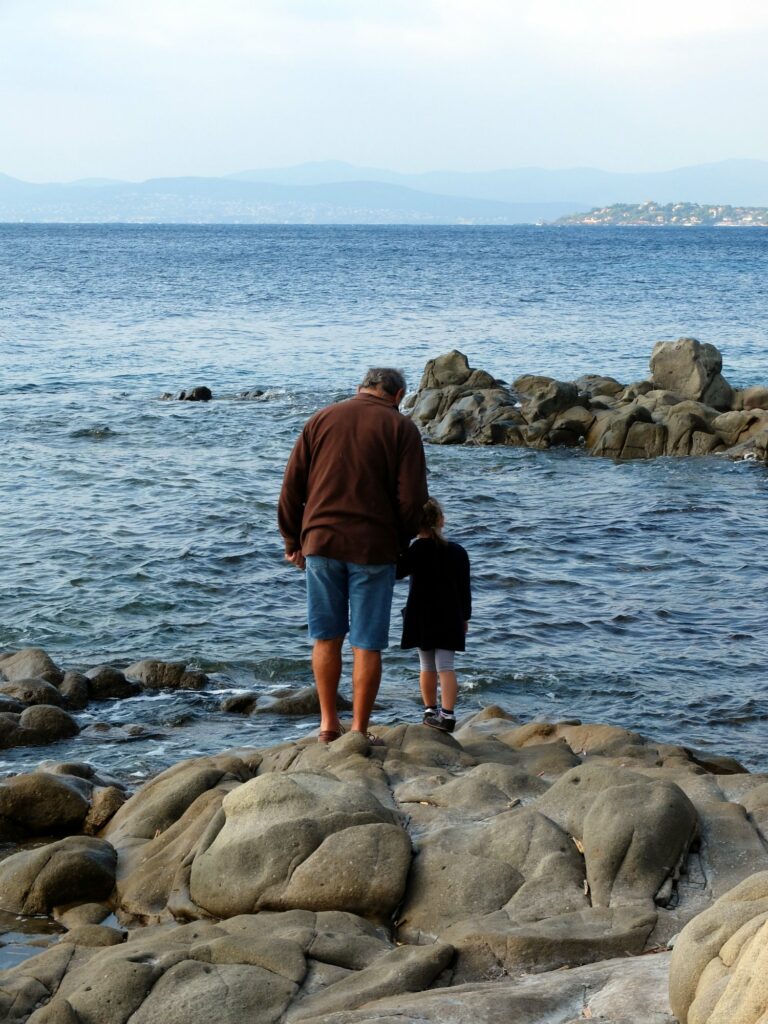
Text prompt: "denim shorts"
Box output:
[[305, 556, 396, 651]]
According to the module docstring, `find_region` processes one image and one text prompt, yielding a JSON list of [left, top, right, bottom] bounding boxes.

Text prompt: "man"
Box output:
[[278, 367, 428, 743]]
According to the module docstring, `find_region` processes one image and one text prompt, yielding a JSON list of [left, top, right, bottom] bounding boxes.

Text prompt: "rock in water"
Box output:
[[650, 337, 734, 409], [406, 339, 768, 462], [0, 647, 63, 685], [124, 659, 208, 690], [85, 666, 140, 700]]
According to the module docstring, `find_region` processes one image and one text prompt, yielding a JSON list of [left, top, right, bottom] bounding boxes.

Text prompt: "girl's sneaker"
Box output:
[[423, 710, 455, 733]]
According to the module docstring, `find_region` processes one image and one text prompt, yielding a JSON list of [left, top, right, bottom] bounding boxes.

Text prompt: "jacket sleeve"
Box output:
[[458, 546, 472, 621], [278, 427, 311, 553], [396, 420, 429, 549]]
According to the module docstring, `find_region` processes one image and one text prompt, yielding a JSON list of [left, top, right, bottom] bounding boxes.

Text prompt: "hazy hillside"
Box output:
[[0, 175, 575, 224], [232, 159, 768, 207], [2, 159, 767, 223]]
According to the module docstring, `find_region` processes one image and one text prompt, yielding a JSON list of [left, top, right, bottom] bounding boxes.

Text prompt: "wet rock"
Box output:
[[162, 386, 213, 402], [0, 771, 90, 836], [124, 658, 209, 691], [0, 648, 63, 686], [85, 665, 140, 700], [0, 678, 63, 706], [0, 695, 24, 714], [19, 705, 79, 743], [256, 685, 352, 716], [0, 836, 116, 915], [406, 341, 766, 462], [220, 693, 258, 714], [58, 671, 89, 710], [235, 388, 265, 400], [54, 902, 112, 929]]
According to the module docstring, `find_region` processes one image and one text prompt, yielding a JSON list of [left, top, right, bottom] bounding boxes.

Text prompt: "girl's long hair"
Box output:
[[421, 497, 446, 545]]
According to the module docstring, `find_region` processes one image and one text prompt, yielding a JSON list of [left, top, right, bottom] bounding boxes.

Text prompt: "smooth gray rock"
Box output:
[[0, 836, 116, 915], [582, 779, 697, 907], [190, 772, 409, 919]]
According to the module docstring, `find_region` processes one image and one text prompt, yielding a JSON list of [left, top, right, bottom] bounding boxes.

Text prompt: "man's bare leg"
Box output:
[[350, 646, 382, 734], [313, 636, 344, 733]]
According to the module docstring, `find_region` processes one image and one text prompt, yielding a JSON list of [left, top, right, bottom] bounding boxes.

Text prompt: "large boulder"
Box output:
[[0, 836, 116, 915], [650, 338, 734, 410], [0, 648, 63, 685], [189, 771, 411, 919]]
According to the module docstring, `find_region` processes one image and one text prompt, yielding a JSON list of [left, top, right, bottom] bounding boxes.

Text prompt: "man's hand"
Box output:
[[285, 550, 306, 570]]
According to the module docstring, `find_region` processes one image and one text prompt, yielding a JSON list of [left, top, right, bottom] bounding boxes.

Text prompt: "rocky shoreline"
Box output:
[[405, 337, 768, 463], [2, 646, 768, 1022]]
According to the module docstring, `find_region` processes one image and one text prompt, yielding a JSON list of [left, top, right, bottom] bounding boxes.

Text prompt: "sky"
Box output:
[[1, 0, 767, 181]]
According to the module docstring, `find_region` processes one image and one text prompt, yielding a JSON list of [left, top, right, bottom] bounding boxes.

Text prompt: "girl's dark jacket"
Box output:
[[397, 538, 471, 652]]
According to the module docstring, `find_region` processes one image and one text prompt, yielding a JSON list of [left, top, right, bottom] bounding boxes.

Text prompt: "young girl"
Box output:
[[398, 498, 471, 733]]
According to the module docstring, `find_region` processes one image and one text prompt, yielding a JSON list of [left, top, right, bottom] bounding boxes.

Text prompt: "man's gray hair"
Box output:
[[360, 367, 407, 396]]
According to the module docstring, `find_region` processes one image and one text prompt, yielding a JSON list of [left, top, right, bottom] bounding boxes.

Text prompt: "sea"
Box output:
[[2, 223, 768, 782]]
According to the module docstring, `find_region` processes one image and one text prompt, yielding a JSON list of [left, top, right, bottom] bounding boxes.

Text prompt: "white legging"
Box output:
[[418, 648, 455, 672]]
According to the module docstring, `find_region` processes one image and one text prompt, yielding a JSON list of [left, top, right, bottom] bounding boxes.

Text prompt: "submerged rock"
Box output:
[[161, 386, 213, 402]]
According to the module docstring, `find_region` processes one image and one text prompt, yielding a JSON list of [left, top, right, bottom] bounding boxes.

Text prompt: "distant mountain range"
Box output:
[[1, 159, 767, 224]]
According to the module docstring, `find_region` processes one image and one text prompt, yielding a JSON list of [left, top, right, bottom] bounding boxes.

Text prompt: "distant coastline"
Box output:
[[556, 200, 768, 227]]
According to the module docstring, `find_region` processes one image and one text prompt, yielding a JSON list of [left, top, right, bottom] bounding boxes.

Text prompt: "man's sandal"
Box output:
[[318, 724, 346, 744]]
